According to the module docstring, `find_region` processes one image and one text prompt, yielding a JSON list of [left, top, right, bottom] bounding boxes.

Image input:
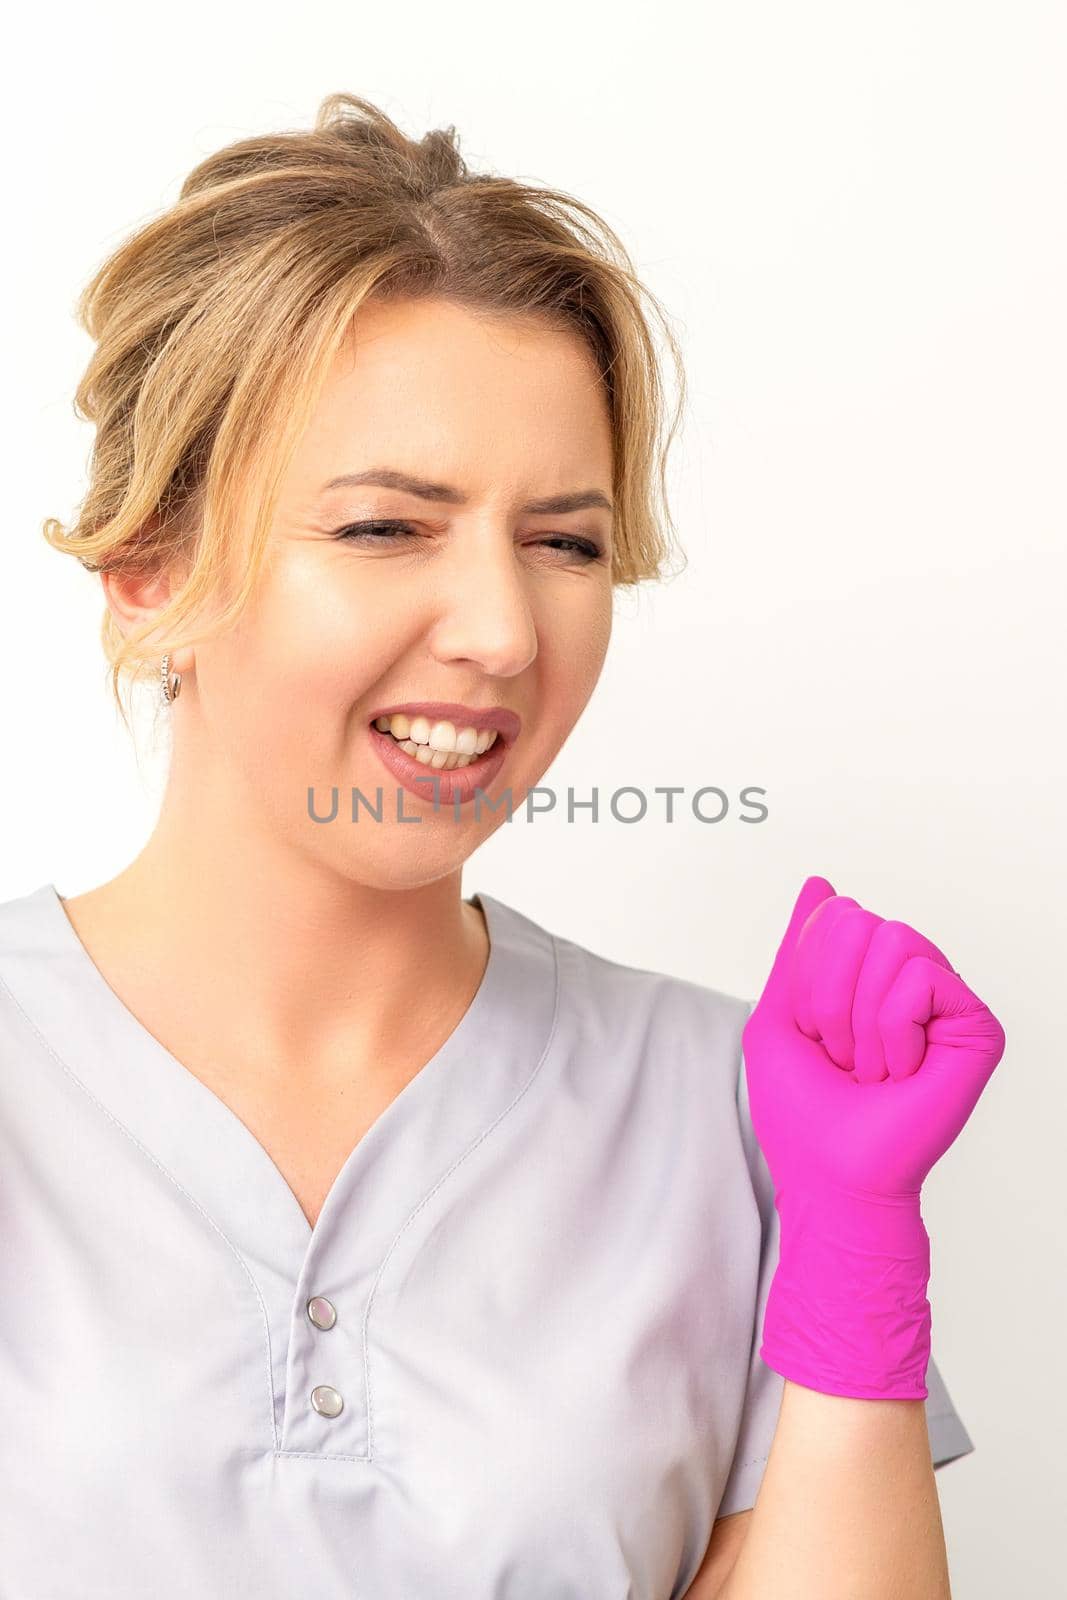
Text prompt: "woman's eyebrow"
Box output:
[[319, 467, 614, 516]]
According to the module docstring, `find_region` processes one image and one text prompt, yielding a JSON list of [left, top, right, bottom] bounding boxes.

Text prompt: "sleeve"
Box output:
[[715, 1013, 975, 1519]]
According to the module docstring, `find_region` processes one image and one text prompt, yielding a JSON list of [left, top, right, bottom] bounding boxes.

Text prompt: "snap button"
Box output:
[[307, 1295, 337, 1331], [310, 1385, 344, 1418]]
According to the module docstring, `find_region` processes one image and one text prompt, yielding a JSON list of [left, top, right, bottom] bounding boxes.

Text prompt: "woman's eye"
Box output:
[[534, 537, 604, 563], [333, 521, 417, 543]]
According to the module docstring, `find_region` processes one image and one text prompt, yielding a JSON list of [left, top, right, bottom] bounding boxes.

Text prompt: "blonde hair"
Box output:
[[42, 93, 689, 730]]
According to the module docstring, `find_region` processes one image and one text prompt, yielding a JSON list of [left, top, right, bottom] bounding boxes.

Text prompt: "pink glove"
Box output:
[[742, 875, 1006, 1401]]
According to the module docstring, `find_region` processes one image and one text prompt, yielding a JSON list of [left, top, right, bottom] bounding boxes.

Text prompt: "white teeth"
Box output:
[[397, 740, 476, 769], [374, 713, 500, 759]]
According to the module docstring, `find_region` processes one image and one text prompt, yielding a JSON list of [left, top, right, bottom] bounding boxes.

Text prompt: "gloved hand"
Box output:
[[742, 875, 1006, 1400]]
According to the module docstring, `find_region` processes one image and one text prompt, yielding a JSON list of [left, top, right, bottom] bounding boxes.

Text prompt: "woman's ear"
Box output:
[[100, 564, 173, 640], [99, 501, 197, 643], [100, 545, 195, 684]]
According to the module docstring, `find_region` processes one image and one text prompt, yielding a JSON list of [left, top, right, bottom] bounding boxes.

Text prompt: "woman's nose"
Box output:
[[428, 538, 538, 678]]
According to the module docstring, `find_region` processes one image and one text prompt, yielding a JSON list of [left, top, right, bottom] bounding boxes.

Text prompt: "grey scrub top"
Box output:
[[0, 881, 973, 1599]]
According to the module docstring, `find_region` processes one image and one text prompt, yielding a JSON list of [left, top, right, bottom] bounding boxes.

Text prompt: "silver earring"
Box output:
[[160, 654, 182, 705]]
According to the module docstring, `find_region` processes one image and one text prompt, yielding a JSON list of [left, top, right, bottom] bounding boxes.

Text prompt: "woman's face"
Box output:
[[177, 295, 616, 889]]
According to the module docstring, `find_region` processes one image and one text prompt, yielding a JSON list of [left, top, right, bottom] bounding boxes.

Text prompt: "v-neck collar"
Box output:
[[0, 881, 560, 1289]]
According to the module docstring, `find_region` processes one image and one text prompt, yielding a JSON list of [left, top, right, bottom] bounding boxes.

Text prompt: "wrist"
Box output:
[[760, 1177, 932, 1401]]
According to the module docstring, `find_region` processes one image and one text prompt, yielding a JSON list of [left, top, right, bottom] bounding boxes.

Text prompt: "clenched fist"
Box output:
[[742, 875, 1006, 1400]]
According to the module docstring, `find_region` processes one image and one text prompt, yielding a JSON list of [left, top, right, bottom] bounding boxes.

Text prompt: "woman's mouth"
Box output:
[[367, 713, 512, 805]]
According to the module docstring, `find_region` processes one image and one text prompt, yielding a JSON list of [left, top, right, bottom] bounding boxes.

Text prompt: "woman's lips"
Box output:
[[367, 722, 511, 807]]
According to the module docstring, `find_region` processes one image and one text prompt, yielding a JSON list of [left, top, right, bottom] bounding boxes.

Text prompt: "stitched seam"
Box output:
[[274, 1450, 372, 1463], [362, 928, 563, 1463], [0, 971, 279, 1450]]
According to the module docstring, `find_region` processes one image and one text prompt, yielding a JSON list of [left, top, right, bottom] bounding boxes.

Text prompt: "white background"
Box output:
[[2, 3, 1063, 1592]]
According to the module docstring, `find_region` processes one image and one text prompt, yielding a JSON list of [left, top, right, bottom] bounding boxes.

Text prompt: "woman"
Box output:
[[0, 94, 1002, 1597]]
